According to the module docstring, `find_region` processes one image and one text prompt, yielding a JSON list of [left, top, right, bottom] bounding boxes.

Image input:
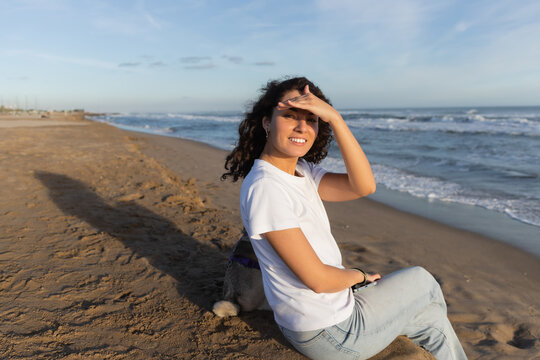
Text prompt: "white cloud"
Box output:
[[222, 55, 243, 64], [253, 61, 275, 66], [0, 0, 68, 13], [4, 49, 118, 70], [180, 56, 212, 64], [454, 21, 470, 32], [183, 63, 216, 70], [314, 0, 440, 37], [118, 62, 141, 68], [149, 61, 166, 67], [89, 0, 165, 35], [135, 0, 163, 30]]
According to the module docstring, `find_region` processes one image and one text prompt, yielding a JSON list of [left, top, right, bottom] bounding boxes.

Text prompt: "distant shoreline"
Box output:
[[86, 112, 540, 258]]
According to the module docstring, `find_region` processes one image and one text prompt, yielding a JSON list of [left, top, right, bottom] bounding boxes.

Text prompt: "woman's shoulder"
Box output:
[[242, 161, 277, 189], [298, 158, 327, 179], [298, 158, 323, 171], [244, 160, 267, 180], [240, 165, 292, 208], [297, 158, 311, 171]]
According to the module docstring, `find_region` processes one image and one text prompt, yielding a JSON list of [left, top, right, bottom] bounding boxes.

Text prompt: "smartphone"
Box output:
[[352, 280, 378, 293]]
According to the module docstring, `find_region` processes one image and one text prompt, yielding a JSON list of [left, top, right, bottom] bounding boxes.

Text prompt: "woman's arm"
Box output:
[[318, 115, 375, 201], [263, 227, 380, 293], [278, 86, 376, 202]]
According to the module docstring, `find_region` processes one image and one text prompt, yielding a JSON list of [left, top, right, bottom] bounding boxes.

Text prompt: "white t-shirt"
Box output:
[[240, 159, 354, 331]]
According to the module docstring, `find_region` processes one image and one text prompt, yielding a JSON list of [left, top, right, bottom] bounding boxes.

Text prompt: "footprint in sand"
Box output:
[[476, 323, 536, 350], [117, 193, 144, 201], [340, 242, 367, 262], [340, 243, 368, 253], [508, 324, 536, 349]]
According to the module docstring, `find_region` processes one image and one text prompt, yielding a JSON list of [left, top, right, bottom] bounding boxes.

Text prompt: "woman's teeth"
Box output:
[[289, 138, 306, 144]]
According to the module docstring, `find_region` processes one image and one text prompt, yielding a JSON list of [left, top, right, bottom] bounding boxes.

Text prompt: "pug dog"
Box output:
[[212, 231, 270, 317]]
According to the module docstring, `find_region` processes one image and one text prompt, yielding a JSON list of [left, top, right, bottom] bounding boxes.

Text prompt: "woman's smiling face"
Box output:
[[263, 89, 319, 160]]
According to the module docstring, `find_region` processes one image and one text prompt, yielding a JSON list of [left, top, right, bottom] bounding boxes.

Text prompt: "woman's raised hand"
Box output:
[[277, 85, 343, 125]]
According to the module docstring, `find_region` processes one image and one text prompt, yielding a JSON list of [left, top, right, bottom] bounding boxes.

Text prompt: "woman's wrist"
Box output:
[[352, 268, 368, 286], [326, 113, 345, 128]]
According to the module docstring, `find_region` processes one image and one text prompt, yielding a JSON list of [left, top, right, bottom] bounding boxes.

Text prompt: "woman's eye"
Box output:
[[308, 118, 318, 123]]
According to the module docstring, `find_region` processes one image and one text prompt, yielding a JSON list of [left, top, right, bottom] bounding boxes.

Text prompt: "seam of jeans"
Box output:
[[405, 323, 452, 355], [323, 329, 363, 358], [283, 329, 327, 348], [333, 322, 355, 336]]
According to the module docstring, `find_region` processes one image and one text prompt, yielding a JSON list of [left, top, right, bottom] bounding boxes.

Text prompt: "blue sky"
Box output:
[[1, 0, 539, 112]]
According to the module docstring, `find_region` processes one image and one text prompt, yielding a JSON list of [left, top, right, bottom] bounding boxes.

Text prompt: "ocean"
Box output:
[[90, 106, 540, 256]]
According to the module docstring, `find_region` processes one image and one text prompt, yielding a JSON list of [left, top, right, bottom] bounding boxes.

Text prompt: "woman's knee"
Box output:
[[410, 266, 448, 305], [384, 266, 444, 302], [402, 266, 432, 282], [405, 266, 443, 294]]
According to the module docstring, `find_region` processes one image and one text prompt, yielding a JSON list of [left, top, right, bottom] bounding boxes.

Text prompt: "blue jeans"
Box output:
[[278, 267, 467, 360]]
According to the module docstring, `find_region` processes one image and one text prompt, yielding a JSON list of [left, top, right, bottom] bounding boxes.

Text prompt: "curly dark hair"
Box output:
[[222, 76, 334, 182]]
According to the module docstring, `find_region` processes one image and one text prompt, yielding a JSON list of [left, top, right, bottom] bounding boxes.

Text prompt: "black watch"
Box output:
[[351, 268, 369, 293]]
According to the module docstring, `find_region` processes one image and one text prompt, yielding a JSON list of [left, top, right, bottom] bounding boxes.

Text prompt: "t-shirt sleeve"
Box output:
[[304, 161, 328, 188], [243, 178, 300, 240]]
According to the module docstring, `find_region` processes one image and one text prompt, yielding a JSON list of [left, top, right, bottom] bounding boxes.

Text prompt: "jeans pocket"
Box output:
[[279, 326, 327, 348]]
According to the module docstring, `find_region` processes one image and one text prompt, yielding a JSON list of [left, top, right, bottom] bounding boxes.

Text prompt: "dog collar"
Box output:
[[229, 255, 260, 270]]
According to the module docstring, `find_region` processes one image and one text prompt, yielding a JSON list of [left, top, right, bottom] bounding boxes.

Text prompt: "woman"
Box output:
[[223, 77, 467, 360]]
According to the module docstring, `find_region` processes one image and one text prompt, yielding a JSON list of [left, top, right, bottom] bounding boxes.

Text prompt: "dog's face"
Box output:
[[233, 233, 258, 262]]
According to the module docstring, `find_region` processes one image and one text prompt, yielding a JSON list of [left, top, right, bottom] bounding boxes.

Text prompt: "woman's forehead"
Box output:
[[279, 89, 302, 102], [272, 106, 317, 119]]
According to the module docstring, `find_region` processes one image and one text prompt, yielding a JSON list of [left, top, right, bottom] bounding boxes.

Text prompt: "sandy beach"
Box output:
[[1, 113, 538, 359]]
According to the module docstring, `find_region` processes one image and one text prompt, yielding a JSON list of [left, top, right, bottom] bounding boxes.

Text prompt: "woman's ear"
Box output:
[[262, 116, 270, 131]]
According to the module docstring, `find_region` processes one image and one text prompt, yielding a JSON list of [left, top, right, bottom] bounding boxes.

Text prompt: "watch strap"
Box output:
[[351, 268, 369, 292]]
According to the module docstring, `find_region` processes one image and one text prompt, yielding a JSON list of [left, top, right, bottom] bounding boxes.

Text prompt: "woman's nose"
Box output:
[[294, 119, 309, 132]]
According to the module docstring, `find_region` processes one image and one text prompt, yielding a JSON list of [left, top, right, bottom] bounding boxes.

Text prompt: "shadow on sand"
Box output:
[[35, 171, 287, 348]]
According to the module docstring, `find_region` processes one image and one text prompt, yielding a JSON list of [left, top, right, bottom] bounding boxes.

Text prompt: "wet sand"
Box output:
[[0, 113, 538, 359]]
